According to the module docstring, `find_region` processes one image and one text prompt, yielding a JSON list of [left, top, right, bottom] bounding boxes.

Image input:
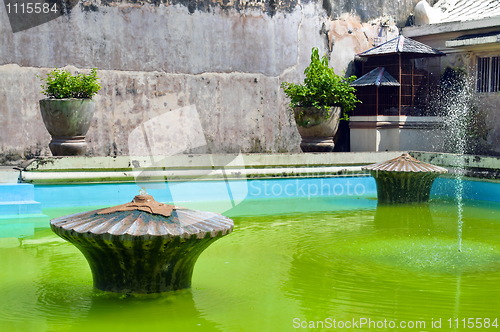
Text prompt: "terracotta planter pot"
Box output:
[[294, 106, 341, 152], [39, 98, 95, 156]]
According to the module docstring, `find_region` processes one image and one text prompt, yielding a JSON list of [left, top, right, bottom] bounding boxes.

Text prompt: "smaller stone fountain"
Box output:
[[363, 153, 448, 204], [50, 194, 233, 294]]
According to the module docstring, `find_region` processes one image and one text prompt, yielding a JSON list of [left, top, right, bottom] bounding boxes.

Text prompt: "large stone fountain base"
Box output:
[[52, 228, 222, 293], [50, 195, 234, 294], [371, 171, 440, 204], [363, 153, 448, 204]]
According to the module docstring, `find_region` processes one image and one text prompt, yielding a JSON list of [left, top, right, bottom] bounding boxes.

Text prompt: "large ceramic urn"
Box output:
[[39, 98, 95, 156], [294, 106, 341, 152]]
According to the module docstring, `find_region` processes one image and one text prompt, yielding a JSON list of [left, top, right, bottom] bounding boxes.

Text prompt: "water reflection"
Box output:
[[373, 203, 434, 236], [282, 202, 500, 326], [2, 200, 500, 331], [0, 228, 92, 330], [85, 290, 219, 331], [0, 226, 218, 331]]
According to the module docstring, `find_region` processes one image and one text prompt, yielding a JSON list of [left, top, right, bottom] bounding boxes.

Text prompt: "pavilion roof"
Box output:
[[357, 35, 445, 58], [350, 67, 400, 87]]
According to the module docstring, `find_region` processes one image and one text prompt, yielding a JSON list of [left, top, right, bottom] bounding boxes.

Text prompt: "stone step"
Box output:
[[0, 200, 42, 216], [0, 215, 50, 240], [0, 183, 36, 202], [0, 183, 45, 219], [0, 223, 34, 239]]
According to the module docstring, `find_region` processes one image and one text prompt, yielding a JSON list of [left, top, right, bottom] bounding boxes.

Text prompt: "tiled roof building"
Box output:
[[403, 0, 500, 154], [436, 0, 500, 23]]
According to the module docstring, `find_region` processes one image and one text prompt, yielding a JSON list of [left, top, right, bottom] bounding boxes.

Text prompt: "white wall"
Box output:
[[350, 116, 446, 152]]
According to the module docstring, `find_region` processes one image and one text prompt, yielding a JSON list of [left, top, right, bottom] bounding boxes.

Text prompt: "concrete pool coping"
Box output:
[[0, 151, 499, 184], [18, 151, 402, 184]]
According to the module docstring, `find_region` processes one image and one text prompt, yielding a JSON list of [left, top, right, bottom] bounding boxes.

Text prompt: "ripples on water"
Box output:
[[1, 197, 500, 331]]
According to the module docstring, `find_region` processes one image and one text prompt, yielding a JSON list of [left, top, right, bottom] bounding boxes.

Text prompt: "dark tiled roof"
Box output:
[[350, 67, 400, 87], [358, 35, 445, 57], [437, 0, 500, 23]]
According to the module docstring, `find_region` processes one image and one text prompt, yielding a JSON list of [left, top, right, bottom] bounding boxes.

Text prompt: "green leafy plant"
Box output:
[[39, 68, 101, 99], [281, 47, 360, 122]]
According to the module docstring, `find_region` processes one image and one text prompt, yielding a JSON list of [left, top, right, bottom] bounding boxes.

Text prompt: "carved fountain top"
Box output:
[[97, 194, 176, 217], [363, 153, 448, 173], [51, 193, 233, 238]]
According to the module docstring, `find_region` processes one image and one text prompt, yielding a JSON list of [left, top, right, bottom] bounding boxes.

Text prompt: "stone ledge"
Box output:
[[0, 166, 21, 183], [410, 151, 500, 180], [21, 152, 405, 183], [21, 151, 500, 184]]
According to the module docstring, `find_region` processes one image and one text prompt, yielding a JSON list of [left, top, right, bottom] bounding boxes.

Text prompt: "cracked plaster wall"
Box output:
[[0, 0, 418, 159]]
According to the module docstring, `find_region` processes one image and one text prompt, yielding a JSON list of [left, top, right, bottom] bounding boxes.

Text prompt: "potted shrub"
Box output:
[[38, 68, 101, 156], [281, 48, 360, 152]]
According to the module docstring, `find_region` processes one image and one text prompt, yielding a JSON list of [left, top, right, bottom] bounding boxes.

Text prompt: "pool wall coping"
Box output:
[[19, 151, 403, 184], [2, 151, 499, 184]]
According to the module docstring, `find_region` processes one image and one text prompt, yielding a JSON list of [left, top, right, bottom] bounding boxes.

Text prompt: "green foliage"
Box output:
[[39, 68, 101, 99], [281, 47, 360, 121]]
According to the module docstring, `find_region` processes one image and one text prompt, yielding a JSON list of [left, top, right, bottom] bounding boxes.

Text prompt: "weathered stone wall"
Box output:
[[321, 0, 420, 25], [0, 0, 420, 160]]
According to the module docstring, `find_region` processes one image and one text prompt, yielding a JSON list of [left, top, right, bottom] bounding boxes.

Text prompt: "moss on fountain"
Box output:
[[50, 194, 234, 294], [364, 153, 448, 204]]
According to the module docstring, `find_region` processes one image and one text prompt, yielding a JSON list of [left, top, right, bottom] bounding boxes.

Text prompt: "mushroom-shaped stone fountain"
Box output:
[[50, 194, 233, 293], [363, 153, 448, 204]]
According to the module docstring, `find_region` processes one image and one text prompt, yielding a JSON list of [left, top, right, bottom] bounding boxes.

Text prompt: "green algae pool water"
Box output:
[[1, 196, 500, 331]]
